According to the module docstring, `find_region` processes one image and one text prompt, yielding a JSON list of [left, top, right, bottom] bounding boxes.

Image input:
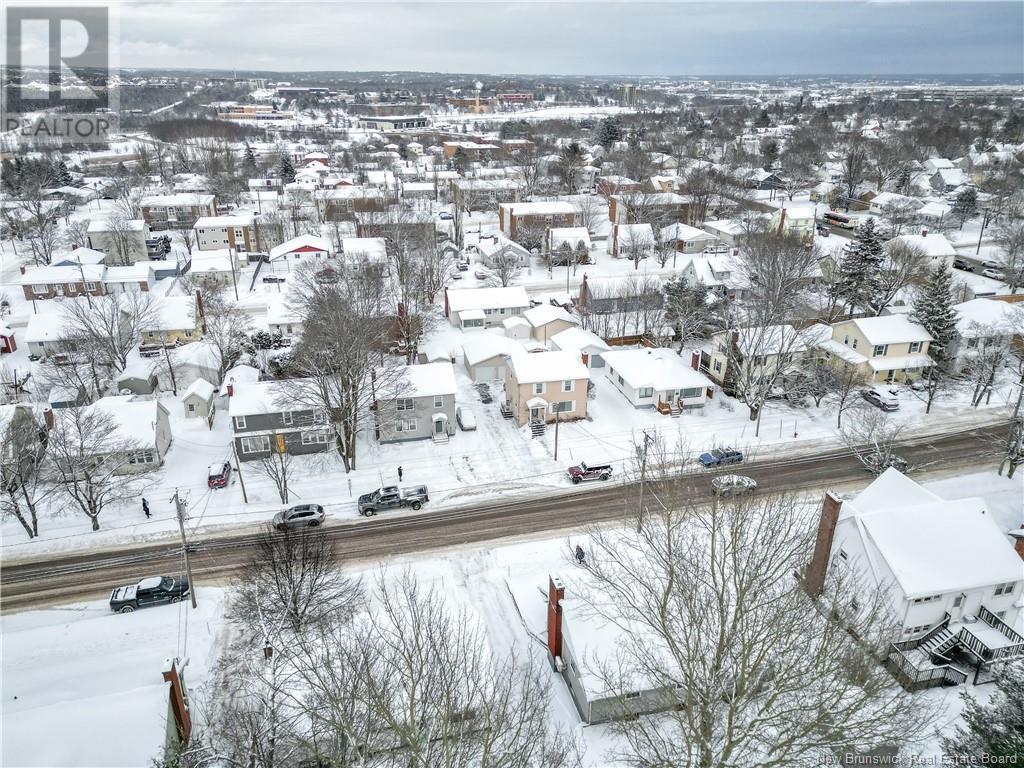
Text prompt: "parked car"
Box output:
[[450, 270, 464, 280], [357, 485, 429, 516], [457, 262, 470, 271], [438, 211, 454, 220], [207, 461, 231, 489], [474, 269, 490, 280], [567, 460, 613, 484], [699, 448, 744, 468], [272, 503, 326, 530], [456, 406, 477, 431], [862, 451, 909, 474], [703, 244, 730, 254], [262, 275, 286, 284], [981, 258, 1001, 270], [982, 268, 1004, 281], [861, 387, 899, 411], [815, 225, 830, 237], [953, 258, 974, 272], [711, 474, 758, 497], [110, 575, 190, 613]]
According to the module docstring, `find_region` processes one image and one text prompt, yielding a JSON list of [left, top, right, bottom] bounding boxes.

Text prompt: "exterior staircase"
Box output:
[[919, 626, 957, 659], [500, 401, 513, 419], [432, 432, 449, 445], [670, 402, 683, 417], [530, 420, 546, 438]]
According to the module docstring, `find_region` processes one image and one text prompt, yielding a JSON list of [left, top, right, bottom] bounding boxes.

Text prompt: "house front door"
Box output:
[[434, 418, 444, 435], [530, 407, 543, 421]]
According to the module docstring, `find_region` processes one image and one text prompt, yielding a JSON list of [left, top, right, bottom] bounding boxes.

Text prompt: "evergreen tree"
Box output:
[[942, 663, 1024, 761], [278, 155, 295, 184], [914, 261, 959, 366], [596, 116, 623, 150], [755, 109, 771, 128], [55, 160, 73, 186], [836, 217, 884, 314], [242, 144, 257, 175], [952, 187, 978, 229], [759, 138, 779, 170]]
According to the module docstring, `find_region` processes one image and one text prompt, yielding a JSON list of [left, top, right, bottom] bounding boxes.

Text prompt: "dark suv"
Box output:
[[567, 461, 613, 484], [110, 576, 190, 613], [699, 447, 744, 468]]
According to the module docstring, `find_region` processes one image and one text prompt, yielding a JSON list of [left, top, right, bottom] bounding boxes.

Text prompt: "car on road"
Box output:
[[272, 503, 326, 530], [699, 448, 744, 468], [980, 258, 1001, 270], [982, 268, 1004, 281], [357, 485, 429, 516], [711, 474, 758, 497], [474, 269, 490, 280], [815, 225, 830, 237], [861, 387, 899, 411], [207, 461, 231, 489], [450, 269, 464, 280], [953, 258, 974, 272], [457, 261, 470, 271], [110, 575, 190, 613], [567, 460, 613, 484], [262, 275, 286, 284], [456, 406, 477, 431], [438, 211, 454, 220]]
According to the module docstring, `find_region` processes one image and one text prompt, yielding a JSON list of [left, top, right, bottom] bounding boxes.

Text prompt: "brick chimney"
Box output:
[[921, 227, 928, 237], [226, 381, 234, 397], [443, 287, 450, 318], [19, 265, 26, 275], [162, 658, 192, 745], [43, 407, 53, 430], [805, 492, 843, 599], [547, 575, 565, 662], [690, 350, 701, 371], [1010, 526, 1024, 561]]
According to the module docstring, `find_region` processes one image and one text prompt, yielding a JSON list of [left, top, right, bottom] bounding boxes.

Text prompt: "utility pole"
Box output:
[[172, 490, 198, 608], [232, 442, 249, 503], [636, 430, 654, 533], [229, 246, 239, 301], [553, 406, 561, 461]]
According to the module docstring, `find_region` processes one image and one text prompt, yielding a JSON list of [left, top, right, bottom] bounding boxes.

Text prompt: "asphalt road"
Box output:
[[0, 421, 1011, 613]]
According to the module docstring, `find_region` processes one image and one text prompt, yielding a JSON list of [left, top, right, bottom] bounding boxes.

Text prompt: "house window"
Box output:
[[128, 450, 154, 465], [909, 341, 922, 353], [234, 415, 247, 430], [551, 401, 574, 414], [434, 395, 444, 408], [639, 387, 654, 399], [873, 344, 888, 357], [994, 582, 1016, 596], [753, 355, 767, 367], [395, 418, 417, 432], [852, 338, 858, 349], [282, 411, 293, 426], [533, 382, 544, 395], [838, 549, 848, 561], [396, 398, 414, 412], [843, 335, 849, 345], [623, 691, 641, 701], [912, 594, 941, 604], [301, 431, 329, 445], [966, 337, 978, 348], [713, 360, 722, 373], [85, 282, 97, 291], [681, 387, 704, 399], [617, 375, 624, 385], [240, 435, 270, 454], [313, 409, 327, 424], [562, 380, 574, 393], [32, 284, 48, 294], [953, 594, 964, 608]]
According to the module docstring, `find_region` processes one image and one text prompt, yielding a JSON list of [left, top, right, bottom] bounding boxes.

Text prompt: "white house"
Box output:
[[607, 223, 655, 259], [53, 396, 173, 475], [947, 298, 1022, 371], [341, 237, 388, 272], [522, 304, 578, 342], [659, 222, 718, 254], [460, 333, 519, 382], [602, 347, 714, 413], [548, 327, 611, 369], [444, 286, 530, 330], [807, 469, 1024, 686], [268, 234, 332, 267], [887, 230, 957, 271]]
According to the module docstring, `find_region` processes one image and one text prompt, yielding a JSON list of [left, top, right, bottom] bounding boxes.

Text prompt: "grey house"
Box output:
[[227, 379, 333, 461], [374, 362, 457, 444]]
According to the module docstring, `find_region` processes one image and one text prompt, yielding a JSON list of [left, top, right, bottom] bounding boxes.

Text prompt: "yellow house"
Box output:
[[825, 316, 933, 383], [503, 351, 590, 427], [707, 325, 811, 391], [142, 294, 204, 347]]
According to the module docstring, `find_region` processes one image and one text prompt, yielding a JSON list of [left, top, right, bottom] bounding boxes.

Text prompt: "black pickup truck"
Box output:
[[110, 575, 190, 613], [357, 485, 429, 516]]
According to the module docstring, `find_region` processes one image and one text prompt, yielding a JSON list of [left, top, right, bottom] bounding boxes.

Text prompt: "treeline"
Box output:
[[147, 117, 264, 143]]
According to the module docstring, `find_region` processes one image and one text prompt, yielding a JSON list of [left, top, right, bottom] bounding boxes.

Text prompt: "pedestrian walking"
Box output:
[[575, 545, 586, 565], [397, 465, 404, 482], [142, 497, 151, 519]]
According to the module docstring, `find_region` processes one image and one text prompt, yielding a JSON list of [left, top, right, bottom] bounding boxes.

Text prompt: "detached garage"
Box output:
[[462, 333, 518, 382]]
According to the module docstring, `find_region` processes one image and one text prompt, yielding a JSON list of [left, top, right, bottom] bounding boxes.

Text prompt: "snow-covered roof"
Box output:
[[846, 316, 933, 346], [522, 304, 577, 329], [866, 353, 933, 372], [841, 468, 1023, 599], [87, 218, 146, 233], [56, 396, 166, 448], [703, 219, 746, 236], [269, 234, 332, 261], [20, 263, 106, 285], [507, 350, 588, 384], [735, 324, 807, 355], [182, 377, 216, 401], [446, 286, 530, 313], [954, 299, 1021, 337], [461, 333, 518, 366], [342, 237, 387, 262], [54, 247, 107, 266], [392, 362, 457, 398], [660, 222, 716, 242], [194, 214, 253, 228], [104, 263, 154, 283], [146, 295, 197, 332], [888, 233, 956, 258], [603, 347, 713, 391], [499, 201, 577, 216], [547, 227, 591, 251], [549, 327, 610, 354], [24, 310, 72, 343], [140, 193, 214, 207], [228, 380, 296, 417]]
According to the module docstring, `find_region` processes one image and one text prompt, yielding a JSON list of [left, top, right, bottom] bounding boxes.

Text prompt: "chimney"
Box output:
[[546, 575, 565, 662], [1010, 527, 1024, 561], [690, 350, 701, 371], [804, 492, 843, 599], [43, 407, 53, 430], [194, 289, 206, 333], [776, 207, 787, 236], [921, 227, 928, 237], [226, 381, 234, 397], [19, 265, 26, 275], [162, 658, 193, 745]]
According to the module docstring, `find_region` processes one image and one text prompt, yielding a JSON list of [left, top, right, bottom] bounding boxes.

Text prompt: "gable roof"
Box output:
[[602, 347, 713, 391], [846, 316, 933, 346], [507, 350, 588, 384], [446, 286, 530, 313]]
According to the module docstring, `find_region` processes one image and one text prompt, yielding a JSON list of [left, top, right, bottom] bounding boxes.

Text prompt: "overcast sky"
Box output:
[[113, 1, 1022, 76]]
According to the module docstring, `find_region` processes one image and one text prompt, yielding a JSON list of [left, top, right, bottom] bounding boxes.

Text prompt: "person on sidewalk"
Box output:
[[142, 498, 151, 519], [398, 465, 404, 482]]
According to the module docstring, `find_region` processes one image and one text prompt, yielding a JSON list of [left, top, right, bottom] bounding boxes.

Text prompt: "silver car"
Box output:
[[711, 474, 758, 497], [272, 503, 326, 530]]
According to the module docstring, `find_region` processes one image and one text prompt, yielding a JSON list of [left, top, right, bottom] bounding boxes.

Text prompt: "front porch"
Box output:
[[886, 607, 1024, 691]]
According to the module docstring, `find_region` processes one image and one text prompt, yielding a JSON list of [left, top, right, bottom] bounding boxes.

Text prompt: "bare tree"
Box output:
[[869, 240, 929, 316], [199, 289, 253, 381], [0, 408, 49, 539], [61, 291, 157, 371], [840, 405, 908, 474], [992, 219, 1024, 294], [45, 406, 153, 530], [249, 446, 297, 504], [487, 246, 523, 287], [578, 491, 933, 768], [996, 418, 1024, 479], [838, 139, 869, 206], [958, 322, 1010, 407], [105, 214, 146, 265], [574, 194, 604, 237]]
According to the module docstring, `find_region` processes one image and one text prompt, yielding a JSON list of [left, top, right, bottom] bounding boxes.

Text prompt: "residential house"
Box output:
[[682, 253, 749, 301], [596, 175, 641, 198], [341, 237, 389, 273], [444, 286, 530, 330], [707, 324, 811, 390], [523, 304, 578, 343], [52, 247, 107, 268], [0, 404, 42, 492], [451, 178, 523, 211], [318, 187, 387, 220], [103, 262, 156, 294], [473, 234, 533, 271], [266, 295, 303, 343], [602, 347, 714, 414], [947, 299, 1023, 372], [659, 223, 718, 255], [607, 223, 655, 259], [19, 263, 107, 300], [869, 192, 923, 218], [930, 167, 969, 193], [228, 380, 332, 461], [355, 211, 435, 242], [770, 206, 816, 241], [24, 308, 81, 361], [142, 294, 204, 349], [503, 351, 589, 427], [50, 396, 172, 475], [374, 362, 458, 443], [546, 228, 592, 266], [701, 219, 746, 247], [186, 250, 242, 289], [548, 327, 611, 369], [825, 316, 934, 383], [181, 378, 216, 422], [608, 192, 690, 225], [114, 354, 160, 395], [268, 234, 332, 267], [577, 274, 664, 317], [193, 215, 258, 253], [805, 469, 1024, 689], [498, 202, 580, 243], [140, 193, 216, 231], [460, 333, 518, 382], [886, 230, 957, 272], [87, 218, 151, 265]]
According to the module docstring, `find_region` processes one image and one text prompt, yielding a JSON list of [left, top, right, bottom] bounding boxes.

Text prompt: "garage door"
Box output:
[[474, 365, 497, 381]]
